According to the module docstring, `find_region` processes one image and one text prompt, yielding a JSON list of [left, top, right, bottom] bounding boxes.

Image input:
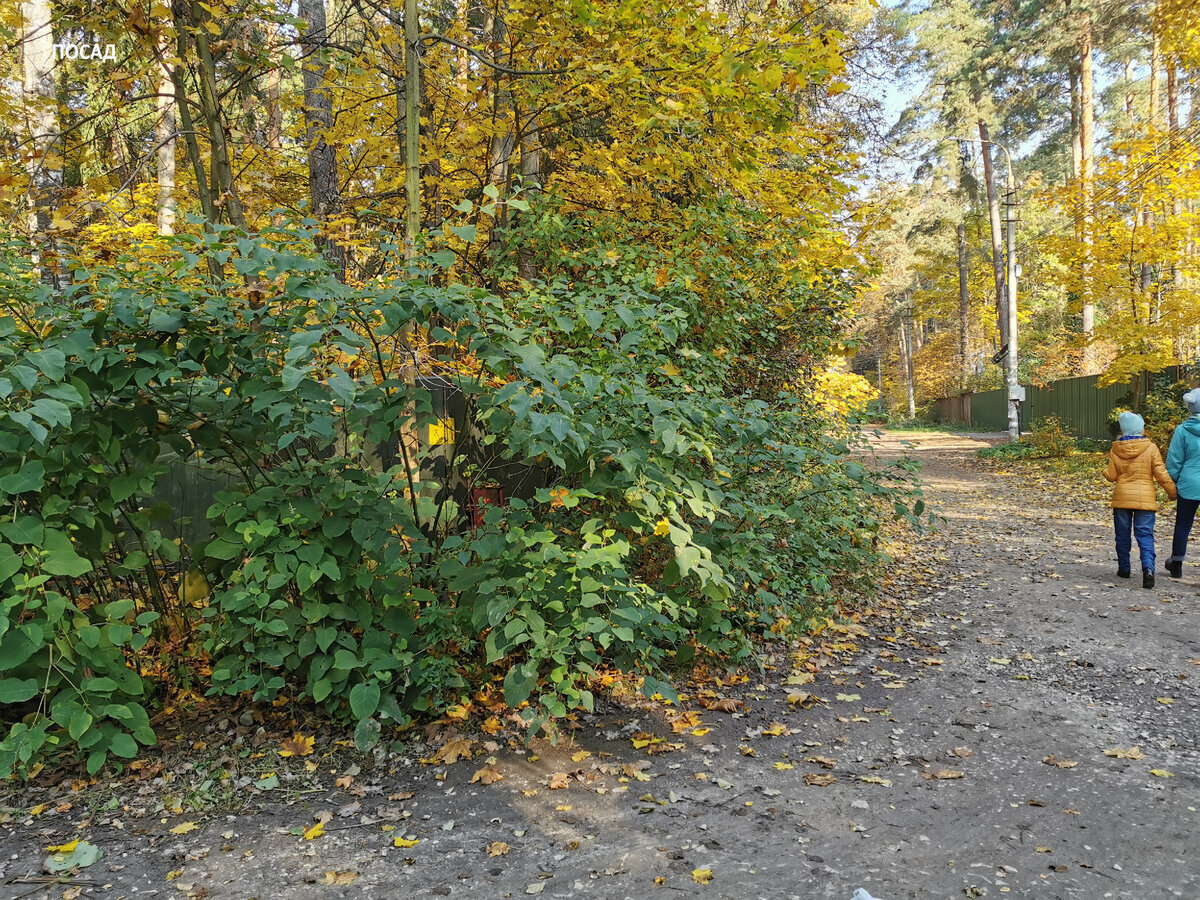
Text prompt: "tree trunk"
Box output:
[[403, 0, 420, 262], [21, 0, 59, 239], [156, 32, 177, 236], [300, 0, 346, 278], [176, 0, 246, 228], [1080, 18, 1096, 373], [978, 120, 1007, 351], [958, 222, 970, 389], [1069, 66, 1081, 183], [1150, 25, 1161, 127]]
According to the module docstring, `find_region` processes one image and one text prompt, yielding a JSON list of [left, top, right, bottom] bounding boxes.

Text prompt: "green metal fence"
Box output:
[[943, 367, 1184, 439]]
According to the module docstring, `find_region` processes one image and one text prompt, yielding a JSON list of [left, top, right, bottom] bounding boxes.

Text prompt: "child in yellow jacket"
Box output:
[[1105, 411, 1177, 588]]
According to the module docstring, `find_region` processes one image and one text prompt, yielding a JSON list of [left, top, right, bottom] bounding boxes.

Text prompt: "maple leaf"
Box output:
[[169, 821, 200, 835], [692, 868, 714, 884], [548, 772, 571, 789], [804, 773, 836, 786], [486, 841, 511, 857], [471, 766, 504, 785], [303, 822, 325, 840], [571, 749, 592, 762], [279, 733, 315, 757], [806, 756, 836, 769], [434, 737, 473, 765], [481, 716, 504, 735], [761, 721, 791, 737]]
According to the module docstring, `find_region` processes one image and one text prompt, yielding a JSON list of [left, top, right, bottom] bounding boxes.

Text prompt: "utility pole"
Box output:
[[1004, 166, 1021, 444], [979, 121, 1007, 349], [941, 133, 1022, 442]]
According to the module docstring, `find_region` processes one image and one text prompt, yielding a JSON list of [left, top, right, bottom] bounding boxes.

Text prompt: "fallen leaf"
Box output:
[[1156, 697, 1175, 705], [785, 672, 815, 686], [445, 704, 470, 720], [691, 727, 711, 736], [471, 766, 504, 785], [1042, 755, 1078, 769], [548, 772, 571, 789], [1150, 769, 1175, 778], [859, 775, 891, 786], [279, 733, 315, 757], [952, 747, 973, 758], [335, 774, 354, 789], [882, 681, 907, 689], [806, 756, 836, 769], [1035, 846, 1052, 853], [486, 841, 511, 857], [692, 868, 714, 884], [761, 721, 791, 737], [773, 762, 794, 770], [632, 735, 664, 749], [481, 716, 504, 735], [1102, 747, 1146, 760], [169, 821, 199, 835], [388, 791, 415, 802], [740, 745, 756, 757], [707, 698, 743, 713], [526, 883, 545, 895], [303, 822, 325, 840], [922, 769, 964, 780], [321, 871, 359, 885], [835, 693, 861, 702], [804, 773, 836, 786], [393, 837, 419, 848], [571, 750, 592, 762], [46, 840, 79, 853], [44, 840, 102, 874], [63, 887, 82, 900], [989, 657, 1012, 665], [435, 737, 473, 765]]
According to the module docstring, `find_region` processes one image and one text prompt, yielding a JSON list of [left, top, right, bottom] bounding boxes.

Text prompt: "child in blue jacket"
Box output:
[[1165, 388, 1200, 579]]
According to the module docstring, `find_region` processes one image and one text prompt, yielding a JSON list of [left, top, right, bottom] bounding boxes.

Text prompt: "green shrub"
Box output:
[[0, 224, 919, 775], [1025, 416, 1076, 458]]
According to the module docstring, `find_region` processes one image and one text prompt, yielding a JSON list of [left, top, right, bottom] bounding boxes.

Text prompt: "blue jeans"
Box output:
[[1169, 496, 1199, 564], [1113, 508, 1156, 573]]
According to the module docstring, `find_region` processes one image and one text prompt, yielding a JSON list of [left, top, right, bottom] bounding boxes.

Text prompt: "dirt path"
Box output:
[[3, 431, 1199, 900]]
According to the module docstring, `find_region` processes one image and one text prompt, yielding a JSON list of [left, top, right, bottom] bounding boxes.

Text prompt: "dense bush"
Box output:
[[0, 225, 920, 776]]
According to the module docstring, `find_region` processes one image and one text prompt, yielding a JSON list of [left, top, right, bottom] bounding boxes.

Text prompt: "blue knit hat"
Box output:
[[1185, 388, 1200, 414], [1118, 411, 1144, 436]]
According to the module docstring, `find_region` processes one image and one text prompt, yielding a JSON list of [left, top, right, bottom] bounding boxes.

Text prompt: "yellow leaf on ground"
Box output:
[[486, 841, 510, 857], [303, 822, 325, 840], [46, 840, 79, 853], [859, 775, 891, 786], [279, 733, 315, 757], [773, 762, 794, 770], [169, 822, 199, 835], [321, 871, 359, 885], [1156, 697, 1175, 705], [1150, 769, 1175, 778], [481, 716, 503, 735], [1103, 747, 1146, 759], [922, 769, 964, 780], [761, 722, 790, 737], [692, 868, 714, 884], [393, 837, 419, 848], [571, 750, 592, 762], [804, 773, 836, 786], [691, 727, 711, 737], [435, 738, 473, 765], [548, 772, 571, 789], [445, 704, 470, 720], [806, 756, 836, 769]]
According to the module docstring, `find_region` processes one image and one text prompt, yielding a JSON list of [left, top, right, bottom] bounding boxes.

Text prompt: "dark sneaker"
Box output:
[[1165, 560, 1183, 579], [1143, 570, 1155, 589], [1117, 570, 1131, 579]]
